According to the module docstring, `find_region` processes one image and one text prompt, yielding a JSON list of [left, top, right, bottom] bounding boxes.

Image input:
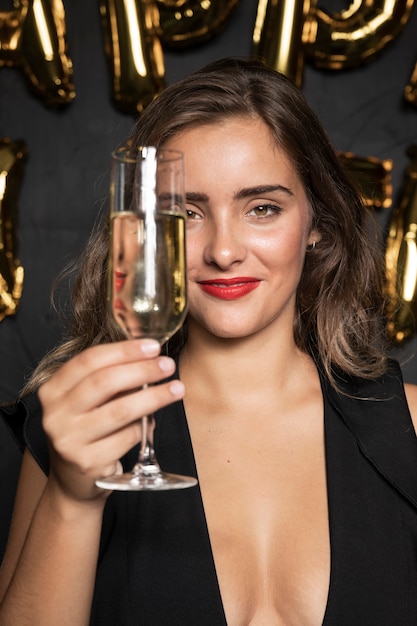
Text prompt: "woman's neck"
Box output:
[[179, 320, 314, 404]]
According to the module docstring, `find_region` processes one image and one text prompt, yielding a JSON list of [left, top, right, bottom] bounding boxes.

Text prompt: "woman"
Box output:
[[1, 57, 417, 625]]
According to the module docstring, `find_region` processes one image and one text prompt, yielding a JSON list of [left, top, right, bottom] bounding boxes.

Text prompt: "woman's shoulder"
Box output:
[[1, 392, 49, 474], [404, 383, 417, 433]]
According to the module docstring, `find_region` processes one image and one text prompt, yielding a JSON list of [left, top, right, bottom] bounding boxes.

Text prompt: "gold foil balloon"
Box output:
[[338, 152, 393, 210], [304, 0, 415, 70], [0, 0, 75, 106], [156, 0, 240, 47], [101, 0, 165, 114], [385, 146, 417, 344], [405, 61, 417, 106], [253, 0, 311, 87], [0, 139, 26, 322]]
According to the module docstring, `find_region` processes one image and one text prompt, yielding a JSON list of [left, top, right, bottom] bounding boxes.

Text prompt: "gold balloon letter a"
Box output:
[[0, 0, 75, 106], [101, 0, 165, 114], [0, 139, 25, 322]]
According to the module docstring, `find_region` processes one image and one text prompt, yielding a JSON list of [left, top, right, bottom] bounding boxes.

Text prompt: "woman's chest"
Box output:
[[189, 404, 330, 626]]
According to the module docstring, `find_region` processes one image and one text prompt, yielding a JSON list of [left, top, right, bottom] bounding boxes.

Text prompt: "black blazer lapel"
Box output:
[[321, 359, 417, 509]]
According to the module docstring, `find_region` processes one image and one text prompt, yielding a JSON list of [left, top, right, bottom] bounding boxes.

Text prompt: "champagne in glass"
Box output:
[[95, 146, 197, 491]]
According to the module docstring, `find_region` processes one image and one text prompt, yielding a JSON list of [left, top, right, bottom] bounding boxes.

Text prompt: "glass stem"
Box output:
[[132, 382, 161, 476], [135, 416, 160, 470]]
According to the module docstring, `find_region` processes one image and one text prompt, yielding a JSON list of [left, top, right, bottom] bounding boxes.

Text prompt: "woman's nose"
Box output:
[[203, 218, 246, 269]]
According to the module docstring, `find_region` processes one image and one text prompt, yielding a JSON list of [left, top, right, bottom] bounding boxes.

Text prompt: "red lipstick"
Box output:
[[198, 277, 261, 300], [114, 271, 126, 293]]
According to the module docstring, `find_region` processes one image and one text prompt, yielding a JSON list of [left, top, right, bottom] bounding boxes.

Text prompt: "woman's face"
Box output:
[[164, 116, 319, 342]]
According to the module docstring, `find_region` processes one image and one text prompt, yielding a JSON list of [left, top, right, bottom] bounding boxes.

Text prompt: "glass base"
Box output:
[[95, 467, 198, 491]]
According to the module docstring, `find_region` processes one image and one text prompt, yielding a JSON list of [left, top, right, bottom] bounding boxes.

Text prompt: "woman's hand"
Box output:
[[38, 339, 185, 504]]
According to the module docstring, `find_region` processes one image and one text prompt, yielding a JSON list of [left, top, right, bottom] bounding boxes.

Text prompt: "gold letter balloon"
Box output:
[[253, 0, 311, 87], [385, 147, 417, 344], [0, 0, 75, 106], [155, 0, 240, 47], [337, 152, 393, 211], [405, 61, 417, 107], [304, 0, 415, 70], [0, 139, 26, 322], [100, 0, 166, 114]]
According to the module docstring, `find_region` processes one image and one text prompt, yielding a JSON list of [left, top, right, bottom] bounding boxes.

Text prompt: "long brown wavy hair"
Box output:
[[22, 57, 387, 394]]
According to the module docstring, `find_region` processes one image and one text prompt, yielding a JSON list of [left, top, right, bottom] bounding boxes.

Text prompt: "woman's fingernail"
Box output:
[[169, 380, 185, 397], [140, 339, 160, 355], [158, 357, 175, 372]]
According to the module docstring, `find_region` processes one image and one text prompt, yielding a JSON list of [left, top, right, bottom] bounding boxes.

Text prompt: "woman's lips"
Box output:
[[198, 278, 261, 300], [114, 271, 126, 292]]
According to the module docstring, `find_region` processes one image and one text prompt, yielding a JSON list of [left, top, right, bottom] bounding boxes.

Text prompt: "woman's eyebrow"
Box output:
[[186, 191, 210, 203], [185, 185, 294, 204], [235, 184, 294, 199]]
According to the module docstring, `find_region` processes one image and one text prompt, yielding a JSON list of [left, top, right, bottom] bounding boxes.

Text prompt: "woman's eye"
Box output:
[[248, 204, 281, 217], [186, 208, 202, 220]]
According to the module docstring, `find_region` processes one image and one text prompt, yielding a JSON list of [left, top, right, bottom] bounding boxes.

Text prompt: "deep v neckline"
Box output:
[[160, 352, 331, 625], [170, 388, 334, 626]]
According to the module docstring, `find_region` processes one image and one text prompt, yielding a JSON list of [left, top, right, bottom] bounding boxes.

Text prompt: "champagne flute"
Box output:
[[95, 145, 197, 491]]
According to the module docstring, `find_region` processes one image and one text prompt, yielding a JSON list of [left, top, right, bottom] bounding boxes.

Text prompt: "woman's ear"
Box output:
[[306, 228, 321, 250]]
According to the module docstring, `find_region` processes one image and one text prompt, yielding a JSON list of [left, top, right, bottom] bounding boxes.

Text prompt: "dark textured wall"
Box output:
[[1, 0, 417, 558]]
